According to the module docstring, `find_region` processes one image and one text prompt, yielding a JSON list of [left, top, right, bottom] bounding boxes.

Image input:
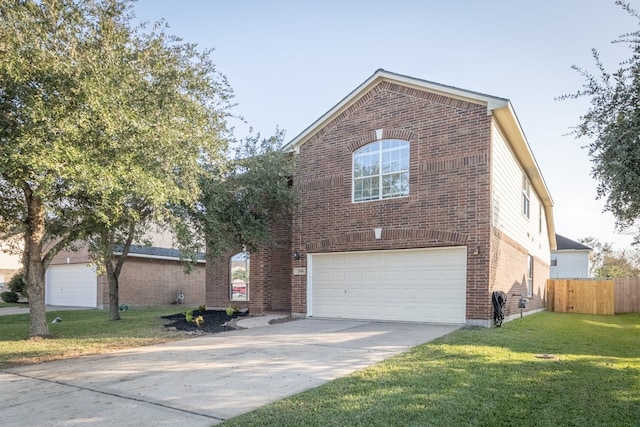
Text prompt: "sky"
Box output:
[[134, 0, 639, 249]]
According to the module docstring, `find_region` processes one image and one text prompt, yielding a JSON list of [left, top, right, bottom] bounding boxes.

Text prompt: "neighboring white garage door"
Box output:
[[46, 265, 97, 308], [309, 247, 466, 323]]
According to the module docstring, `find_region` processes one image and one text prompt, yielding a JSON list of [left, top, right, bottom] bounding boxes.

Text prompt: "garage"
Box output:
[[308, 247, 467, 323], [46, 264, 97, 308]]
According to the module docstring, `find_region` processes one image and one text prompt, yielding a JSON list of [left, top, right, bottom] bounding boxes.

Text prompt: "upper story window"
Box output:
[[522, 174, 531, 218], [353, 139, 409, 202]]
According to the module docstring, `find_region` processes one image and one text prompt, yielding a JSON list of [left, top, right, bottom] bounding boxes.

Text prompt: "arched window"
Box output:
[[353, 139, 409, 202], [229, 252, 249, 301]]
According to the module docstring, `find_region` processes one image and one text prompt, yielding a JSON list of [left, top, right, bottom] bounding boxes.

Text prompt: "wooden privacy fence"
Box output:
[[614, 278, 640, 313], [547, 278, 640, 314]]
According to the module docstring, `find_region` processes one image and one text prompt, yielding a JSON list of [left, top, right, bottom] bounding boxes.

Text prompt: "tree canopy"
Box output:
[[0, 0, 232, 333], [193, 129, 297, 259], [579, 236, 640, 278], [561, 1, 640, 239]]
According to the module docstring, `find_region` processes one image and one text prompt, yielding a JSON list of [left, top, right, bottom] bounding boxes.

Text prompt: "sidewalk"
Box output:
[[0, 305, 90, 316]]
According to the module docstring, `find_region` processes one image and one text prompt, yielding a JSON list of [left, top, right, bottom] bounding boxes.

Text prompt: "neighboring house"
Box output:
[[47, 244, 205, 308], [0, 250, 21, 290], [206, 69, 556, 326], [550, 234, 592, 278]]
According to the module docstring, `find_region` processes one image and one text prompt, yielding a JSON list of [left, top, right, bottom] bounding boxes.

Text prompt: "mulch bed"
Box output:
[[161, 309, 243, 334]]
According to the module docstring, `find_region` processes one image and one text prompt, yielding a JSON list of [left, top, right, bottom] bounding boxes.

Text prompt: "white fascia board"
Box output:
[[492, 102, 556, 250], [552, 249, 592, 254], [492, 102, 554, 207], [112, 252, 206, 264], [382, 70, 509, 112]]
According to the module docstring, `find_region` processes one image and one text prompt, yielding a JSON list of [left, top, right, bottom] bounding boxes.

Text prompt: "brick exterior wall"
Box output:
[[49, 245, 92, 265], [115, 258, 205, 307], [490, 228, 549, 320], [206, 77, 551, 325], [205, 219, 292, 313], [291, 81, 493, 321], [49, 246, 205, 308]]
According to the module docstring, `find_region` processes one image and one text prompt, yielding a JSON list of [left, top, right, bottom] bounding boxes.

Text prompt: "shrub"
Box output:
[[198, 304, 207, 312], [184, 310, 194, 323], [194, 315, 205, 327], [8, 271, 28, 299], [1, 291, 19, 303]]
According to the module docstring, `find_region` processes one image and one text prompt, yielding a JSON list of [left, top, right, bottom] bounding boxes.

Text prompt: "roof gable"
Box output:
[[284, 69, 556, 249], [284, 69, 509, 153]]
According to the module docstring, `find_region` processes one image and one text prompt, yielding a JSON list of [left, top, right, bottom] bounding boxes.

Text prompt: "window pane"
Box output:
[[381, 151, 391, 173], [353, 139, 409, 202], [353, 159, 365, 178], [354, 176, 379, 201], [230, 252, 249, 301], [354, 150, 379, 177], [400, 147, 409, 169], [400, 171, 409, 193], [382, 172, 409, 198]]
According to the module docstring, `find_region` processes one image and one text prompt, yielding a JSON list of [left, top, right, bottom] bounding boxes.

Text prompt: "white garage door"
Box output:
[[46, 265, 97, 307], [309, 247, 466, 323]]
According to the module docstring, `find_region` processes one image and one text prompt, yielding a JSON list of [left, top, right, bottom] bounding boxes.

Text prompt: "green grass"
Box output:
[[0, 302, 27, 308], [222, 312, 640, 427], [0, 306, 187, 368]]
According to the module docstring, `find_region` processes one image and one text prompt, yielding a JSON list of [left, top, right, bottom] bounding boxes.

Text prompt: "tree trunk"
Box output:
[[106, 260, 121, 321], [105, 223, 136, 321], [23, 185, 50, 337]]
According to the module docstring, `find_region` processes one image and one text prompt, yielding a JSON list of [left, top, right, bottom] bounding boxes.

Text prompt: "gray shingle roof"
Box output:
[[555, 234, 591, 251]]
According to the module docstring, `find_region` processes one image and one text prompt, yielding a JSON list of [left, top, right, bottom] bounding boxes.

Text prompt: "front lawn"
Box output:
[[0, 302, 27, 308], [222, 312, 640, 427], [0, 306, 186, 368]]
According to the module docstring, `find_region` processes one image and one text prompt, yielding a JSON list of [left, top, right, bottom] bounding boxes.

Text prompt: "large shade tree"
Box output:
[[579, 236, 640, 278], [0, 0, 231, 334], [562, 1, 640, 240], [192, 130, 297, 259]]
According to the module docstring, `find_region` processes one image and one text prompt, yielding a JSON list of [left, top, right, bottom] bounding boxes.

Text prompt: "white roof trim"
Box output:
[[491, 103, 556, 249], [112, 251, 206, 264], [284, 69, 509, 152]]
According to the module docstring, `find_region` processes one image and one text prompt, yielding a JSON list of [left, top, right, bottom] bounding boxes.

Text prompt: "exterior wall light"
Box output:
[[293, 251, 301, 260], [473, 246, 480, 256]]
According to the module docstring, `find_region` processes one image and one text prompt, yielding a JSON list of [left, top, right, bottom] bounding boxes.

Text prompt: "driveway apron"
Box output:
[[1, 319, 459, 426]]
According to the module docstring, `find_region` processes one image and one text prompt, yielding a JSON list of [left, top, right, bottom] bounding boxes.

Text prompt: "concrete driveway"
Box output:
[[0, 318, 459, 426]]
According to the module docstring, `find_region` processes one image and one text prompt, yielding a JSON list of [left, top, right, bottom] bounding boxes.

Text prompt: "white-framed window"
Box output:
[[353, 139, 409, 202], [527, 254, 534, 297], [230, 252, 249, 301], [522, 175, 530, 218]]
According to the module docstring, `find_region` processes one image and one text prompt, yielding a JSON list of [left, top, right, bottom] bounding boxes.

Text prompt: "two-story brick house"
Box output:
[[206, 69, 556, 326]]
